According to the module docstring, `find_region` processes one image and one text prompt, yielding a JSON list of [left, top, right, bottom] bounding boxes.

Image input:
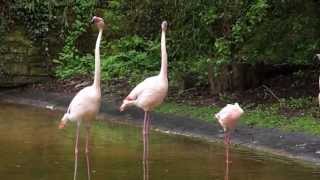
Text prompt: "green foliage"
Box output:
[[55, 53, 94, 79], [54, 0, 96, 78], [101, 36, 160, 84], [240, 0, 320, 64], [9, 0, 319, 93], [285, 97, 314, 110], [102, 0, 126, 36]]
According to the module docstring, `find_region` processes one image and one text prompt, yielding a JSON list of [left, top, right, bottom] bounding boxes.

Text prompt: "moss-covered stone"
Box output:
[[0, 26, 49, 87]]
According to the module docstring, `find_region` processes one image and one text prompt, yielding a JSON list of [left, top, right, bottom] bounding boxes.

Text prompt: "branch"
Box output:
[[262, 85, 283, 105]]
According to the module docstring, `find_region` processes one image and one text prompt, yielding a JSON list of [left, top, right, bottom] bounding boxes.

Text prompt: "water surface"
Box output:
[[0, 102, 319, 180]]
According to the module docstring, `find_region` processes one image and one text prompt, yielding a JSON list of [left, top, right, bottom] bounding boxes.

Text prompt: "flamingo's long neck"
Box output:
[[159, 30, 167, 79], [93, 29, 103, 89]]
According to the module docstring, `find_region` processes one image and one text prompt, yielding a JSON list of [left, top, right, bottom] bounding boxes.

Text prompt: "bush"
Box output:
[[101, 35, 161, 84]]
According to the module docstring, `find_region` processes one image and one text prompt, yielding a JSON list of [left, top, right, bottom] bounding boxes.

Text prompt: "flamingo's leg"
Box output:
[[146, 112, 150, 180], [225, 132, 231, 164], [74, 121, 81, 180], [224, 132, 231, 180], [146, 112, 150, 157], [143, 111, 148, 180], [85, 124, 92, 180]]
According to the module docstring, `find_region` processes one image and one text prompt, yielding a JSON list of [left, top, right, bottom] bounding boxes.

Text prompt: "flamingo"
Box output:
[[215, 103, 244, 166], [58, 16, 105, 180], [120, 21, 168, 179]]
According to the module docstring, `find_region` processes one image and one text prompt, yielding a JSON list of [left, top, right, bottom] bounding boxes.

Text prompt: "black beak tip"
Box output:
[[90, 16, 96, 24]]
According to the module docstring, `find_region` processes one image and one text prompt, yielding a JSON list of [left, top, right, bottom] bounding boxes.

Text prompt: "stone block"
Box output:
[[29, 66, 48, 76], [5, 63, 29, 75], [9, 46, 27, 54]]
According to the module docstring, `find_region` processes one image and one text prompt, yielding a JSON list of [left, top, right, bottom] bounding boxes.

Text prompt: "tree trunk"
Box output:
[[208, 63, 263, 94]]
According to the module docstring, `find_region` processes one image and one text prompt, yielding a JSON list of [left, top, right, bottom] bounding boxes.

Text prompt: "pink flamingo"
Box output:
[[215, 103, 244, 180], [120, 21, 168, 179], [120, 20, 168, 136], [58, 16, 105, 180]]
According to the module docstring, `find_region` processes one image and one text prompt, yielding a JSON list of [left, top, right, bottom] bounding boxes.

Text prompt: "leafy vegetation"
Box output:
[[101, 36, 161, 84], [5, 0, 319, 91], [51, 0, 320, 90]]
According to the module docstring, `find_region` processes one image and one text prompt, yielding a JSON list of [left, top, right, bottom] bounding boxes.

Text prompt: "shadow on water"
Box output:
[[0, 102, 320, 180]]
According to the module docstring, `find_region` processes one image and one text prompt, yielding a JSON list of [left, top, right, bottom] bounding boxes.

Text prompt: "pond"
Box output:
[[0, 102, 319, 180]]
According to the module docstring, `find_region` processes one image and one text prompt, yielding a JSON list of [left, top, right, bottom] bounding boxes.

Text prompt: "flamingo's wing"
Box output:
[[126, 76, 157, 100], [215, 104, 233, 120]]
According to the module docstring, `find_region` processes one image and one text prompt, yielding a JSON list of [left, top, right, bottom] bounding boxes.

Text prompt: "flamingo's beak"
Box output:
[[91, 16, 96, 24], [59, 122, 66, 129]]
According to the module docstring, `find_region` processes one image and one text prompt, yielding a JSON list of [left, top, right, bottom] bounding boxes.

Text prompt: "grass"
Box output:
[[156, 97, 320, 135]]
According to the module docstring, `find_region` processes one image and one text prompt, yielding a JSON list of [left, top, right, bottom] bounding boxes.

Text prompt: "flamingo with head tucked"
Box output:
[[58, 16, 105, 180], [215, 103, 244, 180], [120, 21, 168, 176], [215, 103, 244, 161]]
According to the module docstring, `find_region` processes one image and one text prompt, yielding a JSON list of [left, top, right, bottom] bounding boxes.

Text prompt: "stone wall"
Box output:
[[0, 27, 48, 87]]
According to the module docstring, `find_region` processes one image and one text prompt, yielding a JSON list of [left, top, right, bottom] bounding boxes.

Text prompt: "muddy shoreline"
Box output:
[[1, 88, 320, 166]]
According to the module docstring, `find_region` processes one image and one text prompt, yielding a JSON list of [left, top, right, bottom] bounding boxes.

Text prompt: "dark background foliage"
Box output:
[[2, 0, 320, 94]]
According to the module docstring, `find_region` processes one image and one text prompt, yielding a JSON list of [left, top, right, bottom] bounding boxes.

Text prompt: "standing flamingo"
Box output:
[[120, 21, 168, 180], [58, 16, 105, 180], [215, 103, 244, 180]]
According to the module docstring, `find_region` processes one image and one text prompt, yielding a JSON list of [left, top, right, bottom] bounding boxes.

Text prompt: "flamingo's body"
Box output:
[[120, 21, 168, 180], [58, 16, 105, 180], [60, 86, 101, 125], [120, 75, 167, 112], [215, 103, 243, 132]]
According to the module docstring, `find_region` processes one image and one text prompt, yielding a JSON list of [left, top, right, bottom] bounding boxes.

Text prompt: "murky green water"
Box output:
[[0, 102, 319, 180]]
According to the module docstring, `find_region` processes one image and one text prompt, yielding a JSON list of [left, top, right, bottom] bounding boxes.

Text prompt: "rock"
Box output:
[[0, 26, 49, 87]]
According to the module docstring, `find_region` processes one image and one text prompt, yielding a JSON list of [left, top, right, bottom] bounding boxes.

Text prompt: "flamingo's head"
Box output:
[[91, 16, 105, 29], [58, 114, 68, 129], [161, 21, 168, 31], [314, 54, 320, 61], [58, 121, 66, 129]]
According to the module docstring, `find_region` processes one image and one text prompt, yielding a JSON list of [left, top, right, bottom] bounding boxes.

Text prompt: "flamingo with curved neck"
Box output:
[[58, 16, 104, 180]]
